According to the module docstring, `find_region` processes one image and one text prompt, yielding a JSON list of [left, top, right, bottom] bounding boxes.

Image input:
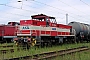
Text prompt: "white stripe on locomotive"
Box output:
[[20, 25, 70, 32]]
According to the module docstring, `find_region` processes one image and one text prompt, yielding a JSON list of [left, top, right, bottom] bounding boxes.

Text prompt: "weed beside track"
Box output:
[[4, 46, 89, 60], [0, 42, 90, 60]]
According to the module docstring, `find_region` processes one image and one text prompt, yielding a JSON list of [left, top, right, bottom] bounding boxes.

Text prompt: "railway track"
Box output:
[[0, 47, 28, 54], [0, 45, 13, 48], [0, 49, 14, 54], [0, 45, 14, 54], [4, 46, 89, 60]]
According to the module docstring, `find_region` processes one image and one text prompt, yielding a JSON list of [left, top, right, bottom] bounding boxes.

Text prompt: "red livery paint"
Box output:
[[0, 22, 19, 42]]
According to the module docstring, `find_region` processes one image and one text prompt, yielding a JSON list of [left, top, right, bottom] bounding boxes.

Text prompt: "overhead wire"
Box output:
[[80, 0, 90, 7], [57, 0, 90, 21], [30, 0, 89, 21], [33, 0, 90, 22], [0, 1, 66, 20], [33, 0, 80, 15], [0, 0, 89, 23], [0, 4, 37, 13], [22, 3, 65, 18], [58, 0, 85, 13], [0, 0, 32, 23], [22, 3, 83, 21], [0, 1, 31, 19], [0, 10, 30, 17], [0, 3, 37, 20], [0, 0, 84, 19], [23, 3, 64, 14], [33, 0, 70, 14]]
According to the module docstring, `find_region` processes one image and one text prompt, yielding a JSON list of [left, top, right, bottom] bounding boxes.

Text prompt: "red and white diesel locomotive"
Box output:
[[14, 14, 75, 47], [1, 14, 90, 47], [0, 22, 19, 43]]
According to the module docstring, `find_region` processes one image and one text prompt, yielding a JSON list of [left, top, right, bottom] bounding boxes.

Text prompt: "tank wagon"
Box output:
[[68, 22, 90, 42], [14, 14, 75, 47], [0, 22, 19, 43]]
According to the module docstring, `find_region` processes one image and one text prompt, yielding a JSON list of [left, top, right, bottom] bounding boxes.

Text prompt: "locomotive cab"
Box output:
[[31, 14, 57, 27]]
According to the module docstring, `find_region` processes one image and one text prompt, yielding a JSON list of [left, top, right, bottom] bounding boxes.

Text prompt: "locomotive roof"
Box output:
[[31, 14, 55, 19]]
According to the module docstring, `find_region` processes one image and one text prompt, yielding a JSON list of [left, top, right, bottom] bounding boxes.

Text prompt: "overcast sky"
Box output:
[[0, 0, 90, 24]]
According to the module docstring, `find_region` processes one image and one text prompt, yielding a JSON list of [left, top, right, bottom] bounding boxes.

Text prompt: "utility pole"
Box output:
[[66, 14, 68, 25]]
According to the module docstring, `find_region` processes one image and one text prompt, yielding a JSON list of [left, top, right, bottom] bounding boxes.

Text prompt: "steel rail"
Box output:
[[4, 46, 89, 60]]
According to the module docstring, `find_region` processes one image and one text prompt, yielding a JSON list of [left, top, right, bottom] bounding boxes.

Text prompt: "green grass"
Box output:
[[0, 43, 17, 50], [0, 42, 90, 59], [0, 43, 14, 46], [52, 50, 90, 60]]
